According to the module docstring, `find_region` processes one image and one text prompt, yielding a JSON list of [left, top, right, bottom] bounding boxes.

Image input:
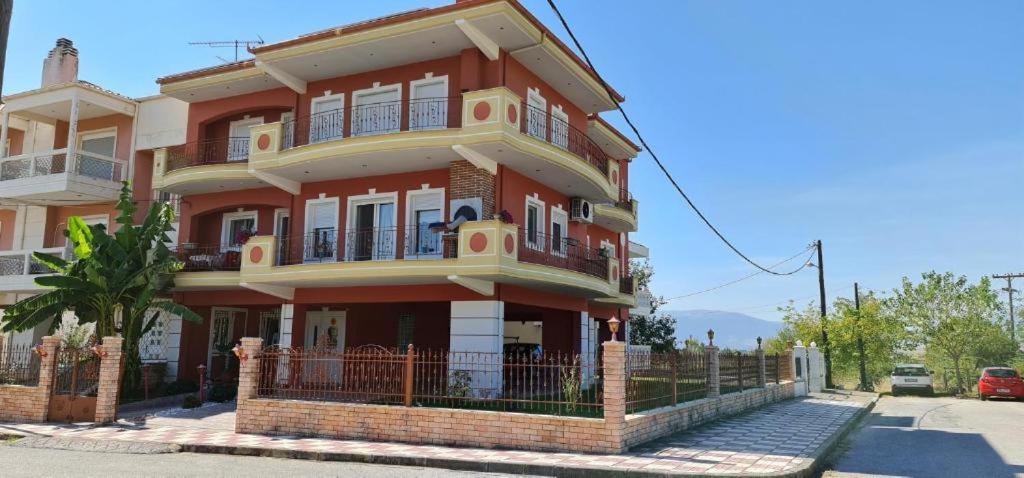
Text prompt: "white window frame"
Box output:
[[77, 127, 118, 159], [227, 117, 263, 161], [280, 111, 295, 148], [80, 213, 110, 230], [550, 105, 569, 149], [409, 75, 449, 131], [310, 92, 346, 144], [550, 205, 569, 257], [405, 187, 446, 259], [524, 195, 546, 251], [345, 191, 399, 261], [207, 307, 246, 370], [303, 196, 340, 263], [526, 87, 547, 141], [272, 208, 290, 237], [221, 210, 258, 251], [600, 239, 617, 260], [351, 83, 403, 136]]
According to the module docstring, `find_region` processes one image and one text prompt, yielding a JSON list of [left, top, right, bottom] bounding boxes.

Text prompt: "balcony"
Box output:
[[169, 243, 245, 291], [223, 220, 624, 300], [153, 88, 622, 201], [594, 186, 639, 233], [0, 150, 127, 203], [0, 247, 68, 293]]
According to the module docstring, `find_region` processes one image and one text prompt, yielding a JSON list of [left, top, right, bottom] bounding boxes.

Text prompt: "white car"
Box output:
[[891, 364, 934, 396]]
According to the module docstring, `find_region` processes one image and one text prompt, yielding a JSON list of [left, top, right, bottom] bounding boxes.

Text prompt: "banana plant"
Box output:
[[1, 182, 202, 391]]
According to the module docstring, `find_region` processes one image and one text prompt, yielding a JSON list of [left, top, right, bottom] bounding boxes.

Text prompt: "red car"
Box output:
[[978, 367, 1024, 400]]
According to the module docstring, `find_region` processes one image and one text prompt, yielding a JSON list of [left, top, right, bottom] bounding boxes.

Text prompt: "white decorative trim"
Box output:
[[221, 210, 258, 250], [272, 208, 290, 237], [550, 205, 569, 258], [524, 195, 546, 250]]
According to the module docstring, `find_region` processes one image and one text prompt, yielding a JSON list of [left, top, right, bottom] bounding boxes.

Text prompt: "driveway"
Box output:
[[826, 395, 1024, 477]]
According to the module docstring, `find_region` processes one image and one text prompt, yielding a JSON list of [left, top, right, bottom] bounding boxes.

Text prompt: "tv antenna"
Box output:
[[189, 36, 265, 63]]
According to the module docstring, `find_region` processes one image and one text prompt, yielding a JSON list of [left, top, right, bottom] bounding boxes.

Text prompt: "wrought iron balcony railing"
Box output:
[[165, 137, 251, 173], [276, 226, 458, 265], [170, 244, 243, 272], [517, 229, 609, 280], [520, 104, 609, 176], [281, 97, 462, 150]]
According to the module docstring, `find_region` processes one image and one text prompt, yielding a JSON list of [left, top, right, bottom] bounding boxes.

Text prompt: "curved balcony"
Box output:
[[170, 243, 244, 290], [155, 138, 264, 195], [165, 137, 251, 172], [229, 220, 624, 300], [594, 186, 639, 232], [520, 103, 608, 177]]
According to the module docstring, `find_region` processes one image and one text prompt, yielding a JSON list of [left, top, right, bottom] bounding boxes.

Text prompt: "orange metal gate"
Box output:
[[47, 346, 99, 422]]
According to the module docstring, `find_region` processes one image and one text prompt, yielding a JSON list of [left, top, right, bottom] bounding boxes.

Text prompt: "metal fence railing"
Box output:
[[255, 345, 603, 417], [626, 349, 708, 413], [0, 343, 41, 386], [765, 353, 782, 385], [517, 229, 608, 280], [720, 351, 761, 394], [281, 97, 462, 149]]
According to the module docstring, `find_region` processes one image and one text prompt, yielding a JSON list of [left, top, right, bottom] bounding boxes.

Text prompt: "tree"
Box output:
[[627, 259, 677, 352], [889, 272, 1005, 393], [765, 294, 913, 389], [0, 183, 202, 391]]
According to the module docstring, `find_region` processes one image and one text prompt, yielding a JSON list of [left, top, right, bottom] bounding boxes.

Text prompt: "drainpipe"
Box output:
[[126, 102, 140, 192]]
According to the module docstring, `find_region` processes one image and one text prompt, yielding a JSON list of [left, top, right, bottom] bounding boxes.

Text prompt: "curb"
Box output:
[[180, 396, 880, 478]]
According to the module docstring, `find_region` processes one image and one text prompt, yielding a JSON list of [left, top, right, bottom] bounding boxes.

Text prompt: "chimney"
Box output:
[[41, 38, 79, 87]]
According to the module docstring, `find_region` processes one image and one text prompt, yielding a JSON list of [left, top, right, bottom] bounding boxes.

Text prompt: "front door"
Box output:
[[207, 308, 245, 379], [304, 311, 346, 384]]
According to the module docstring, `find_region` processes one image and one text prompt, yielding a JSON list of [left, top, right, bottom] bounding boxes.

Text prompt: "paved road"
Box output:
[[0, 444, 546, 478], [826, 395, 1024, 477]]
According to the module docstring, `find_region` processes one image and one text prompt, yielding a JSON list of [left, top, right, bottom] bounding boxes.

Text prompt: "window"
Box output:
[[351, 84, 402, 136], [81, 214, 110, 231], [207, 308, 245, 369], [526, 88, 547, 141], [227, 117, 262, 161], [346, 192, 398, 261], [525, 196, 546, 250], [406, 188, 445, 259], [77, 129, 117, 180], [410, 76, 449, 130], [310, 94, 345, 143], [304, 198, 339, 262], [259, 310, 281, 346], [221, 211, 257, 250], [551, 105, 569, 149], [550, 207, 568, 256], [397, 314, 415, 349]]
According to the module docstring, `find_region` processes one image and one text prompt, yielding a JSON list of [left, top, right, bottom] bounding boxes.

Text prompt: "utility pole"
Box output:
[[993, 273, 1023, 344], [854, 282, 870, 391], [816, 240, 833, 389]]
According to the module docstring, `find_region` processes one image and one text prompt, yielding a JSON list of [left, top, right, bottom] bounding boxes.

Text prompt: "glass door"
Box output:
[[310, 96, 344, 144], [350, 201, 395, 261]]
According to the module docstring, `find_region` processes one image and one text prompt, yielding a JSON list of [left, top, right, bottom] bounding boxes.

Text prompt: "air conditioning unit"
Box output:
[[570, 198, 593, 223]]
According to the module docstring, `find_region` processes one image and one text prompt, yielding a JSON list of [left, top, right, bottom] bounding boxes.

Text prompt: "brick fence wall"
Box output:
[[236, 337, 797, 453], [0, 336, 58, 422], [0, 336, 123, 424]]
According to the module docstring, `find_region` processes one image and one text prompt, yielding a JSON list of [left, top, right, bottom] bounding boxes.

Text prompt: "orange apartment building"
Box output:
[[154, 0, 643, 382]]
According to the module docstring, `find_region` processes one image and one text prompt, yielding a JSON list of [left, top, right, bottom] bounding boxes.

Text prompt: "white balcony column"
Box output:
[[449, 300, 504, 398], [0, 110, 9, 157], [66, 93, 81, 171]]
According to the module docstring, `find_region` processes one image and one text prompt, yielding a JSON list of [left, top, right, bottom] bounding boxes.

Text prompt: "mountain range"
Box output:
[[666, 310, 785, 350]]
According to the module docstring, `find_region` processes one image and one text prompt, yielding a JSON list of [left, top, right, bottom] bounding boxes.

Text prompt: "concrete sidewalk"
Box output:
[[0, 392, 876, 477]]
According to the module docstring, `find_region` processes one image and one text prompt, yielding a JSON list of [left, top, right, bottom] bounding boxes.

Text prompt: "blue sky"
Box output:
[[5, 1, 1022, 320]]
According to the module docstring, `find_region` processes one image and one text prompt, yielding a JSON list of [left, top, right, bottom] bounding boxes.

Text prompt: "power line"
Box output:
[[665, 245, 817, 301], [545, 0, 812, 276], [723, 284, 855, 313]]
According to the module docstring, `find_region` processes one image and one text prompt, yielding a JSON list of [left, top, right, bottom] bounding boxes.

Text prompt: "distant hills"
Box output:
[[666, 310, 785, 350]]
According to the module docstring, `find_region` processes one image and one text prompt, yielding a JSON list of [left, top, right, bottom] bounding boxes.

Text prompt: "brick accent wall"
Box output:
[[449, 160, 495, 219], [0, 336, 59, 422]]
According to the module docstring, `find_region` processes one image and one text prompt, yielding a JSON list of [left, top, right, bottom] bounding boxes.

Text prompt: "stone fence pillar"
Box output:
[[706, 345, 720, 398], [237, 337, 263, 402], [602, 340, 626, 453], [94, 336, 123, 424], [23, 336, 62, 422]]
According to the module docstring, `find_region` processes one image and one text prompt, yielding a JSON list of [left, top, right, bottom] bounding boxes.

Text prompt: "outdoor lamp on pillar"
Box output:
[[232, 343, 248, 362], [707, 329, 715, 347], [91, 344, 108, 358], [32, 344, 47, 358], [757, 336, 763, 349], [608, 316, 620, 342]]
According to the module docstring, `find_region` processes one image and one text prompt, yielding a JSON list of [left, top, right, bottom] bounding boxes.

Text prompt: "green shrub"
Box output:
[[165, 379, 199, 396], [182, 394, 202, 409], [208, 383, 237, 403]]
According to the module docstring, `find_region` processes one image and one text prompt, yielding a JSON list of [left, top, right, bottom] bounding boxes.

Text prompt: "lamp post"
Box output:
[[608, 316, 621, 342]]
